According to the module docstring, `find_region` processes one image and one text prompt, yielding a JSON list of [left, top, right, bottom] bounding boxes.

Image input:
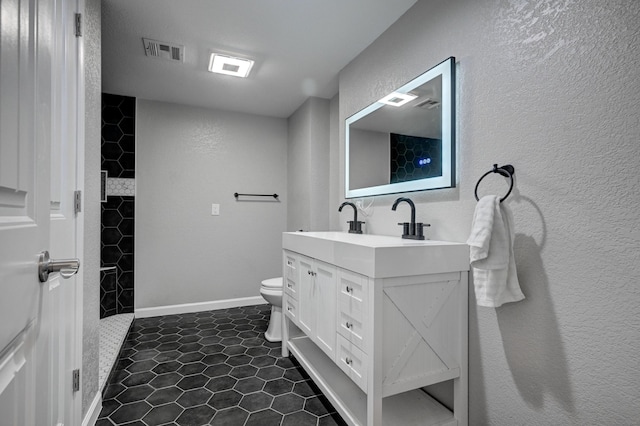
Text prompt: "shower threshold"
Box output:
[[99, 313, 134, 391]]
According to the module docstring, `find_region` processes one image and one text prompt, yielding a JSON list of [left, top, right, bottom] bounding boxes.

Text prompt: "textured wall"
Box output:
[[82, 0, 101, 416], [135, 100, 287, 309], [287, 97, 331, 231], [338, 0, 640, 424]]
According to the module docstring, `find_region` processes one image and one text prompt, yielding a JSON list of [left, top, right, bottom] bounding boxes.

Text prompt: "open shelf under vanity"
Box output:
[[289, 335, 455, 426]]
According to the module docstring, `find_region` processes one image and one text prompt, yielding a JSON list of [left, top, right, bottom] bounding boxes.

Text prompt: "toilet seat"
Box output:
[[261, 277, 283, 289]]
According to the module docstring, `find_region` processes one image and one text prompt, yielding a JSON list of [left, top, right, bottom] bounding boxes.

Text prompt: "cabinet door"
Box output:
[[297, 255, 315, 336], [314, 260, 337, 360]]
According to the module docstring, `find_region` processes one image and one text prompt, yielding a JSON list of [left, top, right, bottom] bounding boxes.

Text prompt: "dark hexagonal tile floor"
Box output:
[[97, 304, 347, 425]]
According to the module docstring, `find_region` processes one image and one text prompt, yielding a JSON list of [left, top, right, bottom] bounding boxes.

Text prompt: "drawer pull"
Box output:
[[345, 322, 352, 329], [287, 283, 292, 288], [287, 306, 292, 311], [345, 357, 353, 365], [345, 286, 352, 293]]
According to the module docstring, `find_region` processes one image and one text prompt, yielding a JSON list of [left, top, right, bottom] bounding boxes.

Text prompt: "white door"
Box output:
[[0, 0, 81, 425], [47, 0, 82, 424]]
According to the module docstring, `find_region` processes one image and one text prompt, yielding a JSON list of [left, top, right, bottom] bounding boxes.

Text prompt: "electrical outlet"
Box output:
[[211, 203, 220, 216]]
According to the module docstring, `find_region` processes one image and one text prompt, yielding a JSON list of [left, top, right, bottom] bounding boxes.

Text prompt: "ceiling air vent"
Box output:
[[414, 98, 440, 109], [142, 38, 184, 62]]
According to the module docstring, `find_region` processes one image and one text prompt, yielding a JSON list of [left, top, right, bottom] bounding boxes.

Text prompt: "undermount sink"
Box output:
[[282, 231, 469, 278]]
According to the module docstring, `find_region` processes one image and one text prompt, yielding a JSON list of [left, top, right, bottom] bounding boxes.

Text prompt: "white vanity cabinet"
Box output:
[[282, 232, 470, 426]]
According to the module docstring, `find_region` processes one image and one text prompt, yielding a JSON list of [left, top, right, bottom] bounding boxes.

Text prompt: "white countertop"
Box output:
[[283, 231, 469, 278]]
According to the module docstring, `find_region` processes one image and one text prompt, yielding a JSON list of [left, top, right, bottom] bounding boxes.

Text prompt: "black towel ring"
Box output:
[[474, 164, 515, 202]]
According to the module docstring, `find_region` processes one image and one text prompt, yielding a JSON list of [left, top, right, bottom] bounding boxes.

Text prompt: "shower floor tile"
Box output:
[[96, 305, 347, 426]]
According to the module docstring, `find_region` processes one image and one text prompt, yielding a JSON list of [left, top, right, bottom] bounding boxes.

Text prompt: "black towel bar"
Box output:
[[234, 192, 279, 199]]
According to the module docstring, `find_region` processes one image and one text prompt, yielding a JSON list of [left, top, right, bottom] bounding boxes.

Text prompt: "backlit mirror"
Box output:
[[345, 57, 455, 198]]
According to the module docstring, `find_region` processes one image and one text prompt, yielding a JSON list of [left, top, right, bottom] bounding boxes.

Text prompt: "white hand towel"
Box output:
[[467, 195, 525, 307]]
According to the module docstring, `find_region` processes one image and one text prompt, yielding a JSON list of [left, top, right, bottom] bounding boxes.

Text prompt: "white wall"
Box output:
[[337, 0, 640, 424], [287, 97, 331, 231], [135, 100, 287, 309]]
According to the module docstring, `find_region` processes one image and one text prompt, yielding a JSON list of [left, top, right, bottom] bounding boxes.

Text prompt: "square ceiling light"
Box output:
[[379, 92, 418, 107], [208, 53, 254, 78]]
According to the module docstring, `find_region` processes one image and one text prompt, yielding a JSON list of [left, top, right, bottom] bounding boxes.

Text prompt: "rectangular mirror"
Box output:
[[345, 57, 456, 198]]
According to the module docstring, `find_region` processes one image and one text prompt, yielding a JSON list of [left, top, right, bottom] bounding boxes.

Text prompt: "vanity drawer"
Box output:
[[284, 297, 299, 326], [337, 269, 368, 350], [284, 254, 299, 299], [338, 269, 367, 318], [337, 307, 366, 351], [284, 277, 298, 299], [336, 334, 367, 392]]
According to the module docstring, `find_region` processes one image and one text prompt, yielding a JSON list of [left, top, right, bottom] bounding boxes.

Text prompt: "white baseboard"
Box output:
[[135, 296, 267, 318], [82, 391, 102, 426]]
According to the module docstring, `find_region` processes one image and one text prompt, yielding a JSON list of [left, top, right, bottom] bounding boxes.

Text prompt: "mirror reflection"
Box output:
[[345, 57, 455, 198]]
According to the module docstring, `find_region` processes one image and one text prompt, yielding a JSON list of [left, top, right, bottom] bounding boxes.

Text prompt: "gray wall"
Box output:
[[82, 0, 101, 416], [287, 97, 331, 231], [329, 95, 340, 231], [338, 0, 640, 424], [135, 100, 287, 309]]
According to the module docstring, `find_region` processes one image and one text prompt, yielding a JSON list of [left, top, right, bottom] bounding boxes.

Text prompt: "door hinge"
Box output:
[[72, 369, 80, 392], [74, 190, 82, 214], [75, 13, 82, 37]]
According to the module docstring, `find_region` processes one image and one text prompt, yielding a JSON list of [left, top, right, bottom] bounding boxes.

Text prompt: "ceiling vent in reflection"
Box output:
[[414, 98, 440, 109], [142, 38, 184, 62]]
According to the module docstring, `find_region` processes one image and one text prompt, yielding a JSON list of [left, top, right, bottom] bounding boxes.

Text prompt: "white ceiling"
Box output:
[[101, 0, 418, 118]]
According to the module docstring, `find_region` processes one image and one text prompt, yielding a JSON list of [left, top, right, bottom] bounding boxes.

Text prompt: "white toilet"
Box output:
[[260, 277, 283, 342]]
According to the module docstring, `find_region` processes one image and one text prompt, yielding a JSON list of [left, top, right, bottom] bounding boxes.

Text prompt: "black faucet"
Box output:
[[338, 202, 364, 234], [391, 197, 429, 240]]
